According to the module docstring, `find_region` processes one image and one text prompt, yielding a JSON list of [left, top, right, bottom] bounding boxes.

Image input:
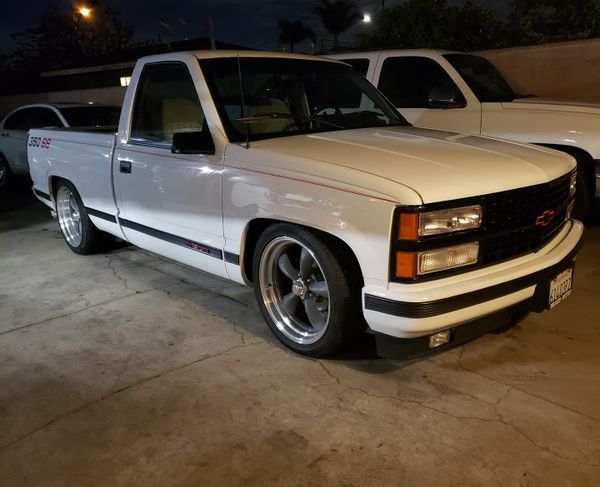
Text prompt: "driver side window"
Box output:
[[378, 57, 464, 109], [131, 62, 207, 145]]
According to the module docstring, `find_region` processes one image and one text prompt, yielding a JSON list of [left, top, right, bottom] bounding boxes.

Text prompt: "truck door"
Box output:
[[374, 55, 482, 134], [113, 61, 227, 279]]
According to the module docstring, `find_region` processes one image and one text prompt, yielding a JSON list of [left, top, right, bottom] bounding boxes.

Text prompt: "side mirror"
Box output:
[[428, 85, 466, 109], [172, 131, 215, 155]]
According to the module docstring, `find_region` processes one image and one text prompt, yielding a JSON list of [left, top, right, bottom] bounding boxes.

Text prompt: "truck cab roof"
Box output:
[[327, 49, 460, 58], [136, 50, 345, 65]]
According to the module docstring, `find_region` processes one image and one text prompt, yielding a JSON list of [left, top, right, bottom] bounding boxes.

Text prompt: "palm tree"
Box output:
[[278, 20, 316, 53], [312, 0, 361, 49]]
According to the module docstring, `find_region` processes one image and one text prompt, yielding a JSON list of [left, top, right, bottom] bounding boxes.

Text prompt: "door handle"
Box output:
[[119, 160, 132, 174], [0, 133, 9, 137]]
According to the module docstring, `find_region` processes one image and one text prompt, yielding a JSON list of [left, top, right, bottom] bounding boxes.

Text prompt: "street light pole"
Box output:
[[208, 16, 216, 50]]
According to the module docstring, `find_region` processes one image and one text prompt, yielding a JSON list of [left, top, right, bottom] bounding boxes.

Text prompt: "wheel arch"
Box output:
[[240, 218, 365, 289], [49, 175, 82, 207], [535, 143, 595, 190], [48, 175, 68, 204]]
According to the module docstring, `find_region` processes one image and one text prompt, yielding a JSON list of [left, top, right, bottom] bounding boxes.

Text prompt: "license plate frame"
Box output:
[[547, 264, 575, 310]]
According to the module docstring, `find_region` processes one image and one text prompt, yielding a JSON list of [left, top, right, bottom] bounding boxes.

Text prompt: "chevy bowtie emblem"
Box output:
[[535, 209, 555, 227]]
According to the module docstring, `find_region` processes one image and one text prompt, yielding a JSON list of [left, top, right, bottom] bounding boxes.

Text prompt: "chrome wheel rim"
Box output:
[[56, 186, 82, 247], [259, 236, 330, 345]]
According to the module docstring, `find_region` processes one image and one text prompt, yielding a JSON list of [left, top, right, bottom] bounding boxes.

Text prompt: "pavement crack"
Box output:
[[316, 360, 600, 468], [0, 342, 258, 454], [105, 255, 129, 290], [493, 390, 600, 468], [316, 361, 497, 423], [0, 283, 184, 338], [456, 346, 600, 423]]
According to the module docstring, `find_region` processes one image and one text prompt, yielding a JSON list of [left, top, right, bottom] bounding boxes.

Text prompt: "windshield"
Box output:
[[59, 106, 121, 127], [200, 57, 408, 142], [443, 54, 525, 103]]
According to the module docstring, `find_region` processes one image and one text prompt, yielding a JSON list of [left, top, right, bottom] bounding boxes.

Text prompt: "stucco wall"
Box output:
[[0, 86, 126, 119], [478, 38, 600, 101]]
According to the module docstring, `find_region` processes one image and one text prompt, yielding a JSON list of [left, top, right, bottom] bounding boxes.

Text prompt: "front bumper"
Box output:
[[362, 219, 584, 343]]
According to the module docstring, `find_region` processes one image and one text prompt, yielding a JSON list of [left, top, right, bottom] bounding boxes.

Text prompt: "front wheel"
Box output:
[[55, 180, 113, 254], [253, 224, 363, 357]]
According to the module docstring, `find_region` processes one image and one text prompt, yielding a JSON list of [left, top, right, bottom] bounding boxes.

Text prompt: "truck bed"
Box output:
[[28, 128, 118, 223]]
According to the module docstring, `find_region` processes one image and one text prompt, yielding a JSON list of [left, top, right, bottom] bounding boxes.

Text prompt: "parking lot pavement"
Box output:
[[1, 190, 599, 487]]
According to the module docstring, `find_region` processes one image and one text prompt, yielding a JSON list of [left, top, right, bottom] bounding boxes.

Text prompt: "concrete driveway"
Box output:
[[1, 188, 599, 486]]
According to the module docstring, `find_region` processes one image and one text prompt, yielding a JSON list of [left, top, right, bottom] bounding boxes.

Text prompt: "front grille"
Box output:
[[390, 172, 574, 283], [480, 173, 571, 265]]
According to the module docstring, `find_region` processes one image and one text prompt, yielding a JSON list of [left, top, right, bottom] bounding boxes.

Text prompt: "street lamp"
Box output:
[[362, 13, 372, 23], [78, 6, 92, 18]]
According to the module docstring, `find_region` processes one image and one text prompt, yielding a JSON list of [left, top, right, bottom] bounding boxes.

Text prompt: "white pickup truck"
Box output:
[[28, 51, 583, 358], [330, 50, 600, 219]]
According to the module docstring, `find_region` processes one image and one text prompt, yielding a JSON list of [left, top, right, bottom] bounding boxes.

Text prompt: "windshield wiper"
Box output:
[[236, 113, 295, 122], [344, 110, 384, 117]]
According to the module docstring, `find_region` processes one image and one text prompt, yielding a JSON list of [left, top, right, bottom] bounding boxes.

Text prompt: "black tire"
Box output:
[[54, 180, 114, 255], [0, 154, 11, 190], [535, 145, 595, 222], [252, 223, 364, 357]]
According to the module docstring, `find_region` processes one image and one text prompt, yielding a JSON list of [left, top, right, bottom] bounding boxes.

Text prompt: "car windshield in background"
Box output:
[[59, 106, 121, 127], [444, 54, 524, 103], [200, 57, 408, 142]]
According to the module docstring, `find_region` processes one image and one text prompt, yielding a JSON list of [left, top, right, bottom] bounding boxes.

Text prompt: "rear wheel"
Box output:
[[55, 180, 113, 254], [253, 223, 363, 357]]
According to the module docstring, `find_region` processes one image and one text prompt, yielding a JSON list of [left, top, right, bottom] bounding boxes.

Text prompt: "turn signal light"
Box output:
[[395, 251, 417, 279], [397, 213, 418, 241]]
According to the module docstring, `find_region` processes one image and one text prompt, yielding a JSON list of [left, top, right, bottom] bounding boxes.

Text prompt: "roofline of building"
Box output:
[[40, 61, 136, 78]]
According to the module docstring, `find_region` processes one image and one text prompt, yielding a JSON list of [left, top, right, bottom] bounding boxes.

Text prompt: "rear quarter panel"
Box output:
[[28, 129, 118, 220]]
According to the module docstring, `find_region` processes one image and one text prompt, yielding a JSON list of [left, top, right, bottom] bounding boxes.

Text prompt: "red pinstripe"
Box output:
[[224, 163, 399, 204]]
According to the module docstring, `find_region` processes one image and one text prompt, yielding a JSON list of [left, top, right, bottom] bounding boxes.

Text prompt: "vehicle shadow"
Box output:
[[322, 310, 529, 374]]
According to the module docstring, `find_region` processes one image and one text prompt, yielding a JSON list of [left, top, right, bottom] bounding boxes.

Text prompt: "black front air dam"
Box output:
[[373, 230, 584, 359]]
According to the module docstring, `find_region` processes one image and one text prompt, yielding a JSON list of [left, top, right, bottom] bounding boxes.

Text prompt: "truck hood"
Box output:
[[250, 126, 574, 204], [502, 97, 600, 116]]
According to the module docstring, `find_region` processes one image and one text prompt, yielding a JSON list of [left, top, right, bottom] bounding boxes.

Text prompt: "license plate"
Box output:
[[548, 265, 574, 309]]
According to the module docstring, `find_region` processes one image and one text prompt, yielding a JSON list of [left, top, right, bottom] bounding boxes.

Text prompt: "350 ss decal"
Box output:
[[28, 136, 52, 149]]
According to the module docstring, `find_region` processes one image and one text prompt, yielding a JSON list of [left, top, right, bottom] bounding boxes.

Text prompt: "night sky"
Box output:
[[0, 0, 508, 53]]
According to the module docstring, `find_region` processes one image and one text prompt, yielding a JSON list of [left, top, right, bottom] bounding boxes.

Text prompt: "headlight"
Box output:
[[394, 205, 482, 279], [419, 205, 482, 236], [569, 171, 577, 197]]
